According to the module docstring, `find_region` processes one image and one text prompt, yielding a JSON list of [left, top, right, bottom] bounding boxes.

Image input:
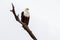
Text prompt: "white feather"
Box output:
[[24, 10, 30, 17]]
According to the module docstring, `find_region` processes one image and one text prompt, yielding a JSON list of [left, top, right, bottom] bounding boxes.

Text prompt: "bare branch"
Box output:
[[10, 3, 37, 40]]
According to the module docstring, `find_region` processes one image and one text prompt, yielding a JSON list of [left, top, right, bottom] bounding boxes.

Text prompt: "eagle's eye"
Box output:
[[26, 8, 29, 10]]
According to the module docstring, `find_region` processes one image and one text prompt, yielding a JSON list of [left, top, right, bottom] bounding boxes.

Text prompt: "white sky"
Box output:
[[0, 0, 60, 40]]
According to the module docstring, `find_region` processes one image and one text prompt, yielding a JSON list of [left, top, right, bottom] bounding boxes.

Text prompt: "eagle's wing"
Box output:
[[21, 11, 24, 22]]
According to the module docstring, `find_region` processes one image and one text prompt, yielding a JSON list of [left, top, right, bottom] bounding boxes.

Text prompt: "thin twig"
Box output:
[[10, 3, 37, 40]]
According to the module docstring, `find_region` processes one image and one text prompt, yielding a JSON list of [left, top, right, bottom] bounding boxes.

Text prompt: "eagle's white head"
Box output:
[[24, 8, 30, 17]]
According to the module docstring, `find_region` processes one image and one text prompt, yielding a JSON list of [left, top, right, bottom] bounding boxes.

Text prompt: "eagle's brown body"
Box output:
[[21, 12, 30, 25]]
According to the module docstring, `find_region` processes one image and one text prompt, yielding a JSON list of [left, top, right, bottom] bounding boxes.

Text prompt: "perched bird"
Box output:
[[21, 8, 30, 27]]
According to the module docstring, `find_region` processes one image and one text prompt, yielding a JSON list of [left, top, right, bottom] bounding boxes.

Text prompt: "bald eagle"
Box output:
[[21, 8, 30, 27]]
